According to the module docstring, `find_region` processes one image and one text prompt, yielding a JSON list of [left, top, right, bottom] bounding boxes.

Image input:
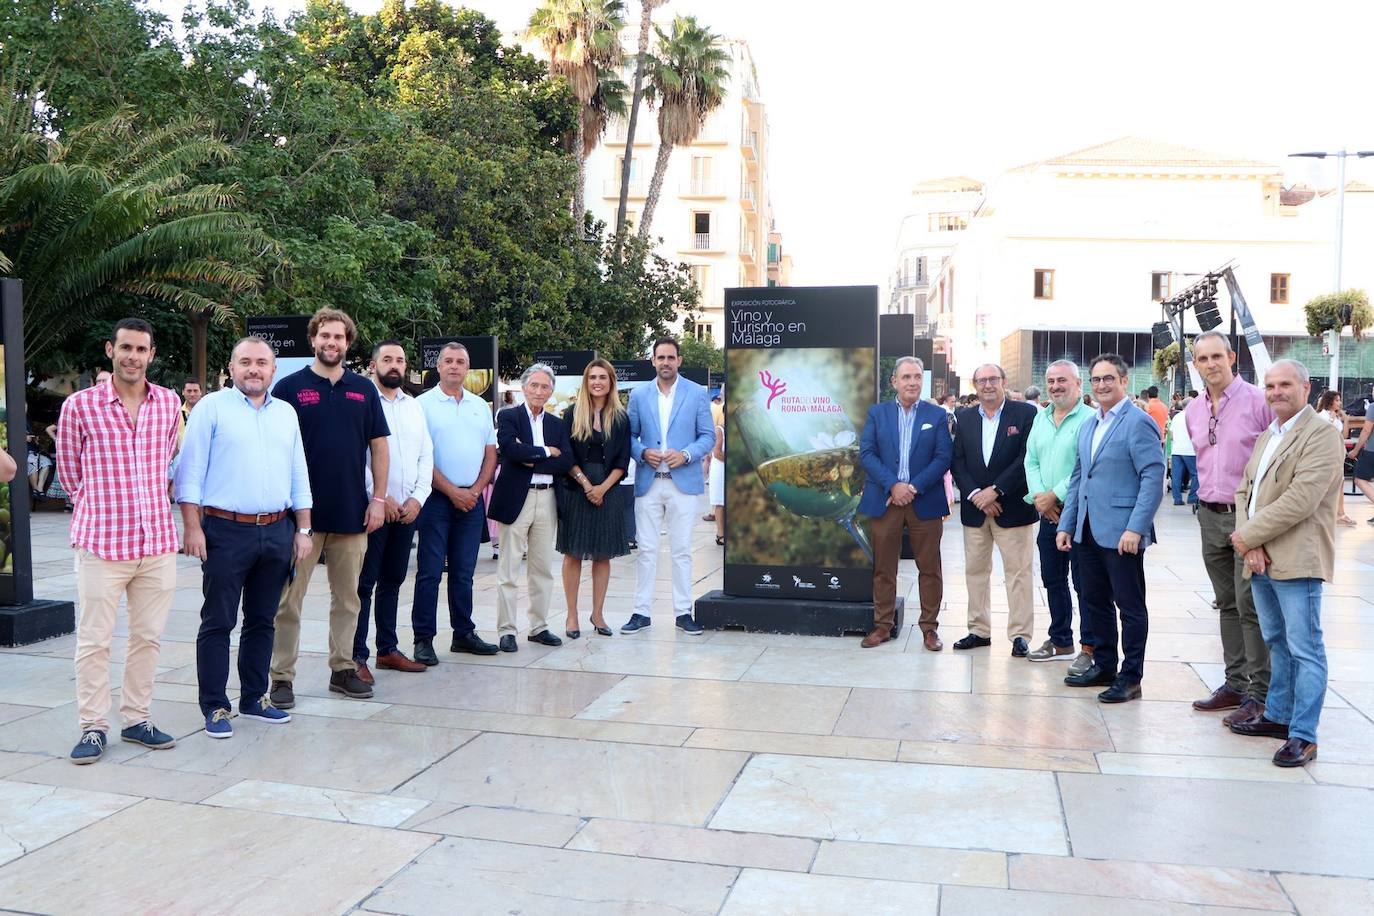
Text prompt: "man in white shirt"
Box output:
[[1169, 401, 1198, 507], [487, 364, 573, 651], [352, 341, 433, 682]]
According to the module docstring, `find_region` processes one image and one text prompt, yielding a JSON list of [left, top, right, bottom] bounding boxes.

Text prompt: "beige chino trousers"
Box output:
[[963, 521, 1036, 642], [496, 488, 557, 637], [271, 531, 367, 680], [74, 550, 177, 732]]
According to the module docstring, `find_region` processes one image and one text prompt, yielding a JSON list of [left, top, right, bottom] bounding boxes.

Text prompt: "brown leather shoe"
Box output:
[[861, 626, 892, 648], [1222, 698, 1264, 728], [1273, 737, 1317, 767], [923, 630, 943, 652], [1193, 684, 1244, 711], [376, 651, 427, 673], [355, 660, 375, 685]]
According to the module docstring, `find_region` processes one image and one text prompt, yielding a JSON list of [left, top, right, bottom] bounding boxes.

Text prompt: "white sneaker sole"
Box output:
[[1028, 654, 1075, 663], [205, 728, 233, 739], [240, 712, 292, 724]]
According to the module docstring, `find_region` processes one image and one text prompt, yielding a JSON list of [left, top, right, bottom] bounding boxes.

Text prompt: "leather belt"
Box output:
[[204, 507, 289, 526], [654, 471, 673, 479], [529, 483, 553, 490], [1198, 500, 1235, 514]]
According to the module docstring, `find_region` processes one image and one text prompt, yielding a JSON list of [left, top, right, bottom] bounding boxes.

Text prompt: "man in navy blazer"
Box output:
[[858, 357, 952, 648], [950, 364, 1040, 656], [621, 337, 716, 635], [1057, 353, 1164, 703], [489, 363, 574, 652]]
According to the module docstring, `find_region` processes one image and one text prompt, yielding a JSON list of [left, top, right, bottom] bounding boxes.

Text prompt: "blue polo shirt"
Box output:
[[418, 385, 495, 488], [272, 366, 389, 533]]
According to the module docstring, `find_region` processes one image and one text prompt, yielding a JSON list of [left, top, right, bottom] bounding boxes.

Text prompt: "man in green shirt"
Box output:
[[1024, 359, 1096, 672]]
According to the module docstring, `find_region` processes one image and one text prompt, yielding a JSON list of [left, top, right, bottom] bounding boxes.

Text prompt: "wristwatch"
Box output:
[[297, 527, 313, 537]]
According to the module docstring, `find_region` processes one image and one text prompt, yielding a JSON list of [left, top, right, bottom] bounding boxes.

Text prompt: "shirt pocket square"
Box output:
[[920, 423, 933, 430], [1007, 426, 1019, 436]]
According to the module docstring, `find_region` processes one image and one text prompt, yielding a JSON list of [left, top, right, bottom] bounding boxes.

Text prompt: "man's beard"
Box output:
[[378, 370, 404, 390], [316, 348, 343, 367]]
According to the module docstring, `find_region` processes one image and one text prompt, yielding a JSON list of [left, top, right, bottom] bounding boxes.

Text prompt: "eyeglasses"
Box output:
[[1208, 414, 1219, 446], [1088, 375, 1120, 385], [973, 376, 1002, 386]]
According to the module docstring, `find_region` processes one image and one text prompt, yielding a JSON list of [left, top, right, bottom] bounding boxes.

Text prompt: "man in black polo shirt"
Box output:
[[269, 308, 390, 705]]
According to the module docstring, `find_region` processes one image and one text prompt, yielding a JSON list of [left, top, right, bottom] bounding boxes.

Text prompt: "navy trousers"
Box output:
[[353, 519, 418, 662], [196, 515, 294, 716], [413, 493, 485, 640], [1038, 518, 1091, 648], [1076, 514, 1149, 682]]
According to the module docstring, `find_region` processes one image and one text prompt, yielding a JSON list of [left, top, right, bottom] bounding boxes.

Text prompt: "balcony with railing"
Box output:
[[741, 184, 756, 211], [680, 179, 724, 198], [892, 270, 927, 291], [739, 234, 757, 261], [741, 130, 758, 162], [691, 233, 715, 251], [602, 178, 647, 199]]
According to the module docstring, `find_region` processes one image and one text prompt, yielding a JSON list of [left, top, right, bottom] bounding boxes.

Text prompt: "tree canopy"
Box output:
[[0, 0, 700, 382]]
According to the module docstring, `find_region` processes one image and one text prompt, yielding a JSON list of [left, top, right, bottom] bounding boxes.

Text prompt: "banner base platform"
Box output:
[[0, 600, 75, 647], [694, 590, 903, 638]]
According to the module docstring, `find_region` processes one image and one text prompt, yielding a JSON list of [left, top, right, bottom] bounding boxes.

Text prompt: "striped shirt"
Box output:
[[56, 381, 181, 560]]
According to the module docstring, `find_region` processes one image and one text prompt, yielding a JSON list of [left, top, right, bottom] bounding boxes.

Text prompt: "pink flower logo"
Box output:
[[760, 370, 787, 409]]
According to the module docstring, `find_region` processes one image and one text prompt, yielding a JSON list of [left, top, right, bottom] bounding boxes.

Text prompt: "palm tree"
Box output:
[[636, 16, 729, 242], [583, 68, 629, 160], [527, 0, 626, 232], [614, 0, 669, 244], [0, 104, 265, 381]]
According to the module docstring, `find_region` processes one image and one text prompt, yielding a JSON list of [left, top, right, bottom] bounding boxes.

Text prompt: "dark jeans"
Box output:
[[196, 515, 294, 716], [1038, 517, 1091, 648], [353, 519, 418, 662], [413, 492, 485, 640], [1076, 515, 1149, 682], [1171, 454, 1198, 504]]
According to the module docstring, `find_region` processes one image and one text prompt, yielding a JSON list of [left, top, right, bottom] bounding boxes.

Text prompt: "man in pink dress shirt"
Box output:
[[1184, 331, 1274, 727]]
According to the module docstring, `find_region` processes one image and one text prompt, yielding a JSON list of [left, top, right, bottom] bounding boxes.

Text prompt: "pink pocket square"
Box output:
[[1007, 426, 1019, 436]]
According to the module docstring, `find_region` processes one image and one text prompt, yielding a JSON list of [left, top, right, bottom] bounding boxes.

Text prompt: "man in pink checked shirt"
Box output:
[[55, 318, 183, 764], [1184, 331, 1274, 728]]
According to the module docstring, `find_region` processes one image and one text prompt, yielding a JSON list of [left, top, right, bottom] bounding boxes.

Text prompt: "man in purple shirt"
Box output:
[[1184, 331, 1274, 726]]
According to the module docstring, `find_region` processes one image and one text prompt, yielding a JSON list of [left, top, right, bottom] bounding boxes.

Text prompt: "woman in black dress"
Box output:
[[558, 358, 630, 638]]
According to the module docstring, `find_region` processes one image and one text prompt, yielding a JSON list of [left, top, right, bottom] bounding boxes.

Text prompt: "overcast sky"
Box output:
[[193, 0, 1374, 287]]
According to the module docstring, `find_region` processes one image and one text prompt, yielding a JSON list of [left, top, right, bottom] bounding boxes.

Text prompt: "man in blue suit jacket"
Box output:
[[858, 357, 952, 648], [489, 364, 574, 653], [1057, 353, 1164, 703], [621, 338, 716, 635]]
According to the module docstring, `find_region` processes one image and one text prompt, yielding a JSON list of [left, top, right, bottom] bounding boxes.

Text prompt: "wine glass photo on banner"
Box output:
[[731, 351, 873, 563]]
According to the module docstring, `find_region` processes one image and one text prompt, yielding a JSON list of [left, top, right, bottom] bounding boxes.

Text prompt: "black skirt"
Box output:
[[556, 461, 630, 560]]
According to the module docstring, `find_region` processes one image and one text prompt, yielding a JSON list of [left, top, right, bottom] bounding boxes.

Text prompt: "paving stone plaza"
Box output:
[[0, 500, 1371, 914]]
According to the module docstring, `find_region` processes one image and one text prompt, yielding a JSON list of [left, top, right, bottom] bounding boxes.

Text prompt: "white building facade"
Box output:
[[916, 138, 1374, 392], [584, 34, 780, 346]]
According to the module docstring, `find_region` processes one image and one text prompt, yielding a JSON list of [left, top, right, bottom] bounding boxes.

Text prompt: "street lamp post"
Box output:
[[1289, 149, 1374, 392]]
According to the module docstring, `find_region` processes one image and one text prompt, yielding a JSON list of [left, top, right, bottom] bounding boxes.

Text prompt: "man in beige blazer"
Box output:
[[1227, 360, 1343, 768]]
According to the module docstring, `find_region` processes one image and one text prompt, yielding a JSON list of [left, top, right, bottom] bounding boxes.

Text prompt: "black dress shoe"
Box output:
[[451, 632, 499, 656], [1229, 715, 1289, 739], [1011, 637, 1029, 658], [499, 634, 518, 653], [953, 634, 992, 651], [528, 630, 562, 647], [1064, 664, 1116, 687], [413, 638, 439, 667], [1097, 678, 1142, 704], [1273, 737, 1317, 767]]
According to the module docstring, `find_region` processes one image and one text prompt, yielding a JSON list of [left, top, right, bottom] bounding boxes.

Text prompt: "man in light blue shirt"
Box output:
[[175, 336, 313, 738], [413, 342, 500, 660]]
